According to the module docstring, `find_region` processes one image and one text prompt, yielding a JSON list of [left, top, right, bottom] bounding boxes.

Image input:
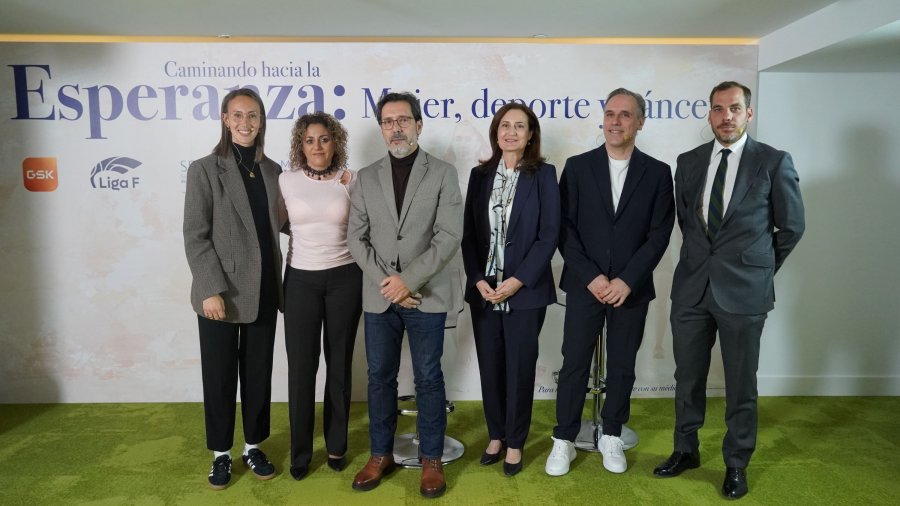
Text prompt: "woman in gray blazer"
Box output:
[[183, 88, 286, 490]]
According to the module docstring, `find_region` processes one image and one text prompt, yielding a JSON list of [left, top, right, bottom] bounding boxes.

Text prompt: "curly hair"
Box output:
[[288, 112, 349, 171]]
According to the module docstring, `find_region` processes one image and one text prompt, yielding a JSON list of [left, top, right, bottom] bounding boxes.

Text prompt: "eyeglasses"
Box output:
[[380, 116, 414, 130], [228, 111, 261, 123]]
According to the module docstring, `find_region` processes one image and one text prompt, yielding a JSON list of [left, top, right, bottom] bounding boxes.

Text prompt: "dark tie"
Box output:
[[707, 148, 731, 240]]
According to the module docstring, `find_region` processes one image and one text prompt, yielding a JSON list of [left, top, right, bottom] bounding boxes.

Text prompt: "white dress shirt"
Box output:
[[702, 133, 748, 223]]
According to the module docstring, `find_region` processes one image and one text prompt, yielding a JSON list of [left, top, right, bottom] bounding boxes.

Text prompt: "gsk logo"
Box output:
[[90, 156, 142, 190], [22, 157, 59, 192]]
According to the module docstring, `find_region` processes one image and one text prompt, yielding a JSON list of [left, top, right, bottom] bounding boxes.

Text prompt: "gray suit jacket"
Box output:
[[183, 152, 286, 323], [671, 136, 805, 315], [347, 150, 463, 314]]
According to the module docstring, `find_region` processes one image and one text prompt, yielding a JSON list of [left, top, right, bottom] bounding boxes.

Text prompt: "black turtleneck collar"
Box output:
[[390, 147, 419, 215], [231, 143, 257, 166], [389, 147, 419, 170]]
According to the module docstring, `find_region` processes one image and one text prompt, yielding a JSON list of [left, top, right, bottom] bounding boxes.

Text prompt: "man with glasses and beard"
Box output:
[[347, 91, 462, 499]]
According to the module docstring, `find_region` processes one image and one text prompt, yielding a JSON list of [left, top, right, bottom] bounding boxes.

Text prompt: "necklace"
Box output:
[[303, 165, 337, 180], [232, 144, 256, 178]]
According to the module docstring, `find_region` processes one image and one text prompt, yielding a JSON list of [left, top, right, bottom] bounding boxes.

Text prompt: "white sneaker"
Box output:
[[598, 435, 627, 473], [545, 437, 576, 476]]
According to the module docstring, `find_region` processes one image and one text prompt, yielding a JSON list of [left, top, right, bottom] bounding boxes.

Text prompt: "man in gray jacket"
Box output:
[[347, 91, 462, 499]]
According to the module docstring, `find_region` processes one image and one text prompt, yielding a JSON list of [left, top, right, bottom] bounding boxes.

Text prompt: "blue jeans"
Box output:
[[364, 306, 447, 458]]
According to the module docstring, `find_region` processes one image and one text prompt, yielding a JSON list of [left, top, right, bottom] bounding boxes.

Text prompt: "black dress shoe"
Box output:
[[722, 467, 748, 499], [327, 456, 347, 472], [480, 451, 502, 466], [290, 466, 309, 481], [480, 441, 507, 466], [653, 451, 700, 477], [503, 459, 523, 477]]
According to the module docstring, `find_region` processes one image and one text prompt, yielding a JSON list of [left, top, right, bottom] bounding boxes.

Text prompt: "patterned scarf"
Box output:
[[486, 159, 519, 313]]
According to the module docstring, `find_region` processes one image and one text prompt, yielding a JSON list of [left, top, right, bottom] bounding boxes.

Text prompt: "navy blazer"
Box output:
[[558, 145, 675, 306], [462, 162, 561, 310]]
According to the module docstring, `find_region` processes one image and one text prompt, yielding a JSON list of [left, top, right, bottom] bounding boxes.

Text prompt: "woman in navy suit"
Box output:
[[461, 102, 560, 476]]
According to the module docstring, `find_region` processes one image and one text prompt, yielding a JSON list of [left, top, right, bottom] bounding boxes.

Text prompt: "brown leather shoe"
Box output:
[[420, 457, 446, 498], [352, 455, 395, 491]]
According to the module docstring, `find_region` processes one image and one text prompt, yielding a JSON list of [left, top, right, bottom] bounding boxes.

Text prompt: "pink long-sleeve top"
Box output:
[[279, 168, 356, 271]]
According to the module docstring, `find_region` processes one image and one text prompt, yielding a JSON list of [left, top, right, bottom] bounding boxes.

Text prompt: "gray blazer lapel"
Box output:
[[218, 155, 258, 242], [377, 156, 400, 228], [398, 151, 429, 228], [722, 137, 762, 225]]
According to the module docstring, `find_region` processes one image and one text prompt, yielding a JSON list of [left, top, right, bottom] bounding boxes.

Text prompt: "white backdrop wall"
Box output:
[[756, 71, 900, 395], [0, 42, 758, 403]]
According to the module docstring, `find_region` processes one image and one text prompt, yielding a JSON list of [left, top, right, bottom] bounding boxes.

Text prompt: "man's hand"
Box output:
[[599, 278, 631, 307], [396, 292, 423, 309], [202, 294, 226, 320], [587, 274, 611, 303], [380, 275, 411, 304]]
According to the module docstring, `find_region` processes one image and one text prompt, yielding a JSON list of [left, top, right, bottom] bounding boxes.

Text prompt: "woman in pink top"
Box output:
[[280, 112, 361, 481]]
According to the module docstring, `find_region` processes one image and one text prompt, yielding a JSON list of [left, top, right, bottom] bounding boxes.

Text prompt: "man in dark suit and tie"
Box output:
[[653, 81, 805, 500], [545, 88, 675, 476]]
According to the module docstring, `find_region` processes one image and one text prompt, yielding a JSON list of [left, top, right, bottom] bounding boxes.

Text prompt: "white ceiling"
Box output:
[[765, 18, 900, 72], [0, 0, 837, 38], [1, 0, 897, 71]]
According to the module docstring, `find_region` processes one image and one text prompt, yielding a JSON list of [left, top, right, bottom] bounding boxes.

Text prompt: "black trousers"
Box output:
[[554, 288, 649, 440], [470, 303, 546, 449], [283, 263, 362, 469], [670, 285, 767, 468], [198, 305, 277, 452]]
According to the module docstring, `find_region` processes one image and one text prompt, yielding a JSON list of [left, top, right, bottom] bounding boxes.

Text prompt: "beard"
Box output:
[[714, 122, 747, 145], [387, 133, 418, 158], [389, 143, 414, 157]]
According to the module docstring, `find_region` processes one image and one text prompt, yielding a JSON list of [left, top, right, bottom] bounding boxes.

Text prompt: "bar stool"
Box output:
[[392, 394, 465, 468], [555, 328, 639, 452]]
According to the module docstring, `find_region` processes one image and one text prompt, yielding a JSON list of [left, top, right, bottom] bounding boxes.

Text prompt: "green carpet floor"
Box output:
[[1, 398, 898, 505]]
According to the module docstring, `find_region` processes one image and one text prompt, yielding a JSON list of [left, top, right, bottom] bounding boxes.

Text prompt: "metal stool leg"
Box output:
[[572, 329, 639, 452], [392, 395, 465, 468]]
